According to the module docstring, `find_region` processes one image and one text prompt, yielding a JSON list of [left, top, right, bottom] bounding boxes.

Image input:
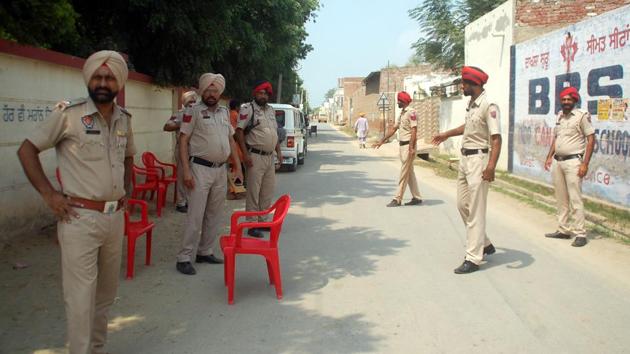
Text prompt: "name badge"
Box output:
[[103, 201, 118, 214], [202, 115, 210, 119], [116, 130, 126, 136], [86, 130, 101, 135]]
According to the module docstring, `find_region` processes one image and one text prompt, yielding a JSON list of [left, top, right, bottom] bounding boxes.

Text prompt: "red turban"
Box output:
[[559, 86, 580, 101], [252, 81, 273, 96], [462, 66, 489, 86], [397, 91, 412, 104]]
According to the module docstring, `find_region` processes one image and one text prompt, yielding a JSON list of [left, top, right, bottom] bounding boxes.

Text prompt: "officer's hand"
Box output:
[[577, 163, 588, 178], [372, 141, 383, 149], [544, 157, 553, 171], [482, 166, 496, 182], [275, 154, 282, 170], [431, 133, 446, 145], [408, 148, 416, 157], [184, 173, 195, 190], [44, 191, 80, 223], [243, 154, 253, 168], [234, 168, 244, 184]]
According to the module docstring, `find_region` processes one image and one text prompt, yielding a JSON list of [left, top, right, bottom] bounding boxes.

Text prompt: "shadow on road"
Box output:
[[483, 247, 535, 270]]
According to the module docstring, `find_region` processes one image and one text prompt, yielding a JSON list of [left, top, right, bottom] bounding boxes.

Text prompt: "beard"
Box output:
[[203, 96, 218, 107], [88, 87, 117, 104], [254, 97, 268, 106], [562, 103, 575, 111]]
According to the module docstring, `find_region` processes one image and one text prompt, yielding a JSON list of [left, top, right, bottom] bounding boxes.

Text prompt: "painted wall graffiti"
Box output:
[[512, 5, 630, 207]]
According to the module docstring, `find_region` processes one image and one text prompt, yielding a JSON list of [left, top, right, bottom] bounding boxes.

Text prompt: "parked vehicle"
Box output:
[[271, 103, 307, 171]]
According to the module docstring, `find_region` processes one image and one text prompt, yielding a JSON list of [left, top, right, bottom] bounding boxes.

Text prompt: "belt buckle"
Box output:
[[103, 201, 118, 214]]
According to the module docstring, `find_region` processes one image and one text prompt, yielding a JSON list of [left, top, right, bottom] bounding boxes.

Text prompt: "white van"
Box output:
[[271, 103, 307, 171]]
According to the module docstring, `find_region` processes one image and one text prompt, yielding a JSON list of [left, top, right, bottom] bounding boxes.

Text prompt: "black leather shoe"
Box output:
[[176, 262, 196, 275], [175, 204, 188, 213], [571, 236, 588, 247], [483, 244, 496, 255], [545, 231, 571, 239], [195, 254, 224, 264], [404, 198, 423, 206], [247, 228, 264, 238], [454, 260, 479, 274], [386, 200, 401, 207]]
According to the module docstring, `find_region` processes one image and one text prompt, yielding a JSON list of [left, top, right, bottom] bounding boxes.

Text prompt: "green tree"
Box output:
[[409, 0, 503, 70], [324, 88, 336, 100], [1, 0, 319, 102], [0, 0, 80, 52]]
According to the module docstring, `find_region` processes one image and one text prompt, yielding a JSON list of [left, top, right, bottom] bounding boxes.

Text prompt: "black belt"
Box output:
[[461, 148, 488, 156], [399, 141, 410, 146], [554, 154, 582, 162], [190, 156, 225, 168], [247, 147, 273, 156]]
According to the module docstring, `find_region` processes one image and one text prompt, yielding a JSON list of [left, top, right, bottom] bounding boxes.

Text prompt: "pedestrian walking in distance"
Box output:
[[431, 66, 501, 274], [354, 112, 369, 148], [373, 91, 423, 208], [543, 86, 595, 247]]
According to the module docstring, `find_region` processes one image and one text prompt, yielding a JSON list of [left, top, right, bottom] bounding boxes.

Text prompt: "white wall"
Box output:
[[439, 96, 468, 156], [465, 0, 514, 170], [0, 49, 176, 245]]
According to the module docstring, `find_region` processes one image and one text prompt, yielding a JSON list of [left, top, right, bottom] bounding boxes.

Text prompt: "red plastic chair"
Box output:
[[220, 195, 291, 304], [124, 199, 155, 279], [142, 151, 177, 205], [131, 164, 166, 217]]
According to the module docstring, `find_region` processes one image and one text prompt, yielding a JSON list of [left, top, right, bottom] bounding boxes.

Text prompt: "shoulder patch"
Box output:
[[183, 114, 192, 123], [239, 114, 249, 121], [55, 97, 87, 111], [409, 111, 417, 121]]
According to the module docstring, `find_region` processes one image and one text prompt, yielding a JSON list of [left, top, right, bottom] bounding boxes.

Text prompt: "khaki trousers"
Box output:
[[552, 158, 586, 237], [457, 153, 492, 265], [394, 146, 422, 202], [246, 153, 275, 222], [57, 208, 124, 354], [175, 143, 187, 206], [177, 162, 227, 262]]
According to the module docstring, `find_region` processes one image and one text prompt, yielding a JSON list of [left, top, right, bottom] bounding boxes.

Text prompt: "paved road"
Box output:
[[2, 125, 630, 353]]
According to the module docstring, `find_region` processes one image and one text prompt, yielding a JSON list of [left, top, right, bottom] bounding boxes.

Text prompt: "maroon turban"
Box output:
[[252, 81, 273, 96], [462, 66, 489, 86], [559, 86, 580, 102], [397, 91, 412, 104]]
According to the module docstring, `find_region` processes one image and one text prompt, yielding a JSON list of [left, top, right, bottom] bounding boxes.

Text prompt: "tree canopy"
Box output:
[[409, 0, 503, 71], [0, 0, 319, 103]]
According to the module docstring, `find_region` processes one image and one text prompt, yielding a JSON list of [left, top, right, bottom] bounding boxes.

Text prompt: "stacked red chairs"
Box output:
[[131, 164, 166, 217], [220, 195, 291, 304], [141, 151, 178, 205]]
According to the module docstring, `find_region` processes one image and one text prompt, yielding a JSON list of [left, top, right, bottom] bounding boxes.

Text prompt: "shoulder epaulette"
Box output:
[[55, 97, 87, 111], [119, 106, 132, 117]]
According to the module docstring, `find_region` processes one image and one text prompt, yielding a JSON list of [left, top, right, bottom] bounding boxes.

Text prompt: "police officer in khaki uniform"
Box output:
[[176, 73, 243, 275], [17, 51, 134, 354], [235, 80, 282, 238], [373, 91, 423, 207], [544, 87, 595, 247], [432, 66, 501, 274], [163, 90, 197, 212]]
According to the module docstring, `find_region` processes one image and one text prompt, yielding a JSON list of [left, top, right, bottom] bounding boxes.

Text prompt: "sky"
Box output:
[[298, 0, 423, 107]]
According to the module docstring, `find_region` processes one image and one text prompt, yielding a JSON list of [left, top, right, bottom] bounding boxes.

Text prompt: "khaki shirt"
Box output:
[[28, 97, 136, 201], [396, 108, 418, 142], [237, 101, 278, 152], [462, 91, 501, 149], [180, 103, 233, 163], [554, 108, 595, 156]]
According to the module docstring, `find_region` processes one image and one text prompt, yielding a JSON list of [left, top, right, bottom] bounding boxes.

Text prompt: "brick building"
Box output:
[[514, 0, 630, 43]]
